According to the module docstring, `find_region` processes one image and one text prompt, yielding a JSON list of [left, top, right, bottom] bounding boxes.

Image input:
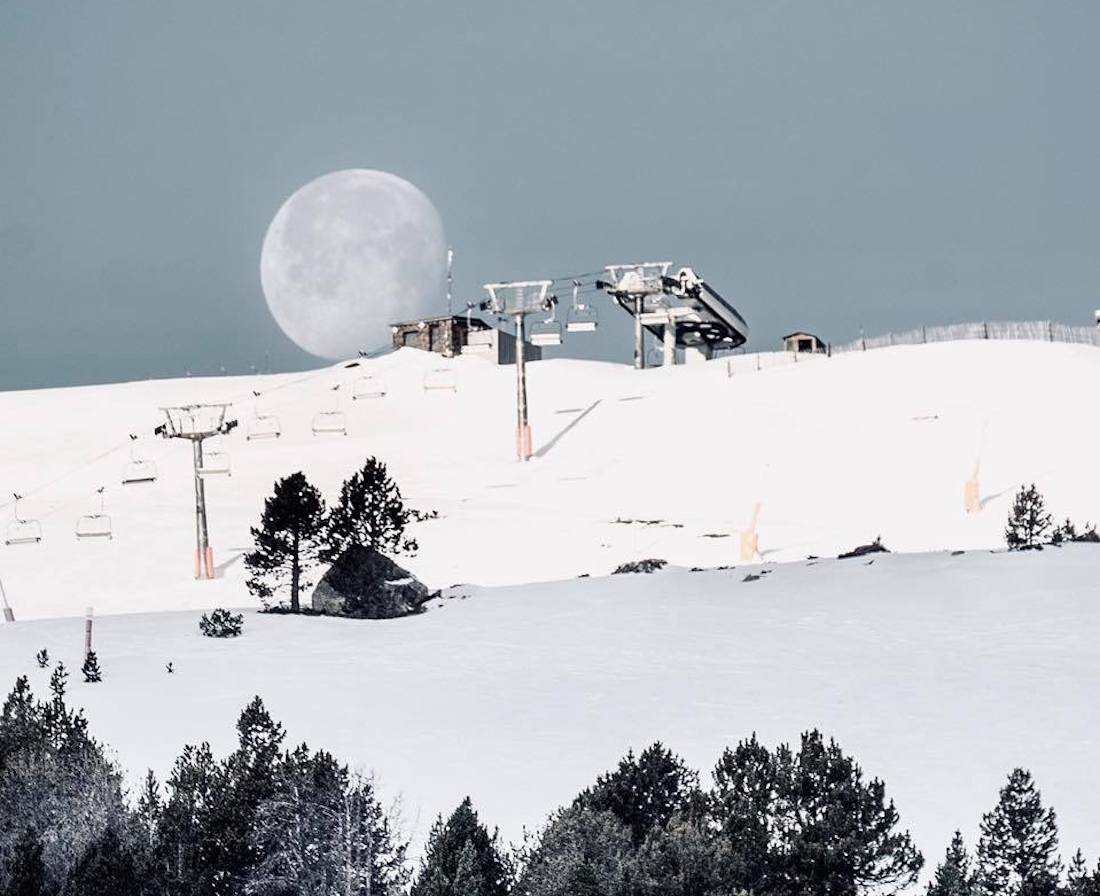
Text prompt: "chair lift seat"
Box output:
[[5, 519, 42, 546], [352, 376, 386, 400], [566, 306, 599, 333], [198, 451, 231, 477], [312, 411, 348, 435], [247, 414, 282, 440], [75, 513, 113, 540], [422, 369, 457, 392], [529, 328, 563, 347], [122, 459, 157, 485]]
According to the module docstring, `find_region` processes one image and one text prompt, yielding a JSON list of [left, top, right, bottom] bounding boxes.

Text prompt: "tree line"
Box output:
[[2, 676, 1098, 896]]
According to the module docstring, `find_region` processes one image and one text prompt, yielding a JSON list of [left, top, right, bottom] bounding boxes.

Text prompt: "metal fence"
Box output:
[[831, 321, 1100, 355]]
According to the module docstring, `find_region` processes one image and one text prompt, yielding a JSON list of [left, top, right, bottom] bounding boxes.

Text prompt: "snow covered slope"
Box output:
[[1, 340, 1098, 619], [0, 548, 1097, 867]]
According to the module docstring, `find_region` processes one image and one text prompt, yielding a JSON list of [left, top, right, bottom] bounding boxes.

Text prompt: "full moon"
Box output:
[[260, 169, 448, 359]]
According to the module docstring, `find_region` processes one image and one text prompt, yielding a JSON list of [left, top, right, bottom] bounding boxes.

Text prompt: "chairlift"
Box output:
[[121, 437, 158, 485], [312, 384, 349, 435], [312, 411, 348, 435], [245, 392, 281, 440], [422, 368, 457, 393], [5, 495, 42, 546], [198, 450, 231, 477], [247, 413, 281, 440], [352, 375, 386, 400], [75, 487, 112, 540], [565, 280, 598, 333], [529, 298, 563, 347]]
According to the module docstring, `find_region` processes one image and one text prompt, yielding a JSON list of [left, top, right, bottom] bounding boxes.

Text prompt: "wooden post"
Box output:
[[84, 607, 94, 658]]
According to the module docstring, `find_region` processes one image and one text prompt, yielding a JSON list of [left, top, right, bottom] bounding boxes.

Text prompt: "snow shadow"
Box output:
[[535, 400, 602, 459]]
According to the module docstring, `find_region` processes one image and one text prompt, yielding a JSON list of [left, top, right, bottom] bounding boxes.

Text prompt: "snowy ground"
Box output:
[[1, 340, 1098, 620], [1, 547, 1098, 867], [2, 340, 1099, 874]]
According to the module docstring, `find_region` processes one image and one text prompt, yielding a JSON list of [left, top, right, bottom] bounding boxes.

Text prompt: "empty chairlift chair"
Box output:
[[121, 437, 158, 485], [5, 494, 42, 546], [352, 375, 386, 400], [312, 385, 348, 435], [422, 368, 457, 393], [529, 298, 563, 347], [246, 395, 282, 440], [197, 446, 231, 477], [566, 281, 598, 333], [75, 487, 112, 540]]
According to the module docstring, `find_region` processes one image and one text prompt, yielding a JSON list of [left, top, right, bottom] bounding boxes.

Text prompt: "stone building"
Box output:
[[391, 314, 541, 365]]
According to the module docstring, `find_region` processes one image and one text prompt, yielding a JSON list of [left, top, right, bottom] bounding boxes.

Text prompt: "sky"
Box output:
[[1, 1, 1098, 389]]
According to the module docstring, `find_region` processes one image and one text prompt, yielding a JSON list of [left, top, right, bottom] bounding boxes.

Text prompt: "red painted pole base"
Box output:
[[516, 425, 532, 462]]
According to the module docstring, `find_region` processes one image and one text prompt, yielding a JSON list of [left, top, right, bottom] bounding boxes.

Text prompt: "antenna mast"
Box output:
[[446, 247, 455, 315], [155, 403, 238, 579]]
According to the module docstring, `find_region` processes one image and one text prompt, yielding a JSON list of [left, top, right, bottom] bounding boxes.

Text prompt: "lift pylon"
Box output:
[[483, 279, 554, 461], [155, 404, 237, 579]]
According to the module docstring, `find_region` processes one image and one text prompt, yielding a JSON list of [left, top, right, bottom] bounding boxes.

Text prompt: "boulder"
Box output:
[[311, 544, 430, 619]]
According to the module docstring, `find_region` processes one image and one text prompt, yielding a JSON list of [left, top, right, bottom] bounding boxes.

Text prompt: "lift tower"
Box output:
[[483, 279, 554, 462], [598, 263, 672, 369], [155, 403, 237, 579]]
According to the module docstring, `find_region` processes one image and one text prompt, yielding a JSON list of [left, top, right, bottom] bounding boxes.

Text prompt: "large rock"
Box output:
[[311, 545, 431, 619]]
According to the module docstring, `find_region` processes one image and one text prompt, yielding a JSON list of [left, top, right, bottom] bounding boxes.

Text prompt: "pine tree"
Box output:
[[928, 831, 974, 896], [63, 827, 141, 896], [82, 651, 102, 683], [1064, 851, 1100, 896], [709, 730, 923, 896], [411, 798, 510, 896], [34, 649, 48, 669], [245, 472, 327, 612], [575, 742, 700, 845], [2, 828, 47, 896], [323, 457, 417, 562], [1005, 484, 1052, 550], [709, 733, 779, 894], [975, 768, 1060, 896], [516, 805, 635, 896]]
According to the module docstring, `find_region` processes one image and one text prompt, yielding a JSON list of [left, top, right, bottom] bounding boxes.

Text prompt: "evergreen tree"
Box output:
[[975, 768, 1061, 896], [0, 678, 126, 891], [63, 827, 141, 896], [323, 457, 417, 562], [34, 650, 48, 670], [632, 813, 723, 896], [1064, 851, 1100, 896], [709, 733, 779, 894], [157, 741, 220, 896], [516, 805, 635, 896], [1005, 484, 1052, 550], [709, 730, 922, 896], [575, 742, 700, 846], [928, 831, 974, 896], [82, 651, 102, 683], [245, 472, 327, 612], [2, 828, 46, 896], [411, 798, 509, 896]]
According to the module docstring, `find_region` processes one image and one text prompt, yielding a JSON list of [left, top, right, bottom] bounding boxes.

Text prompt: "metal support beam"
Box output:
[[663, 315, 676, 367], [515, 314, 532, 461]]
